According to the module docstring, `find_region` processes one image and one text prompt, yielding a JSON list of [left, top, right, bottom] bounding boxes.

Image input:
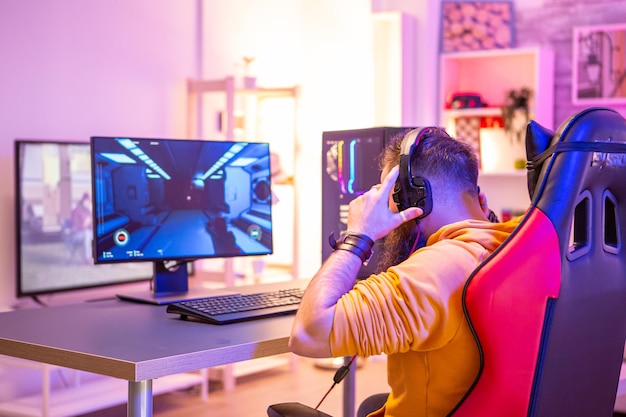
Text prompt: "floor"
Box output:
[[78, 355, 390, 417], [77, 354, 626, 417]]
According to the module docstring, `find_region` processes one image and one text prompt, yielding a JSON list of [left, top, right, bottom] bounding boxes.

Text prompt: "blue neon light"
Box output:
[[348, 139, 357, 194]]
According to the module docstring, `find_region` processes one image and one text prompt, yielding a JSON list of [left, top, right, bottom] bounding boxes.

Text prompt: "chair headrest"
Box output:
[[524, 107, 626, 205], [524, 120, 555, 201]]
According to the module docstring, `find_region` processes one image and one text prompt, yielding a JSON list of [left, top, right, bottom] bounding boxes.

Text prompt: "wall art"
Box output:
[[441, 1, 514, 53], [573, 23, 626, 104]]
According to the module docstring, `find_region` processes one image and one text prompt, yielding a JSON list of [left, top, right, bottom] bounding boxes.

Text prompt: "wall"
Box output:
[[0, 0, 198, 313], [515, 0, 626, 127], [200, 0, 303, 87], [296, 0, 376, 277], [0, 0, 198, 400]]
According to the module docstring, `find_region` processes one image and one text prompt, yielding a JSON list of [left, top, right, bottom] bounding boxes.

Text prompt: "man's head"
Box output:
[[375, 127, 481, 271], [381, 127, 480, 209]]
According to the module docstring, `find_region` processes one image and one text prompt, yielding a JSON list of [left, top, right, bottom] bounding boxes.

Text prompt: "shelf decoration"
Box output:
[[440, 1, 514, 53], [502, 86, 532, 144], [455, 116, 482, 167], [572, 24, 626, 104], [500, 87, 531, 170], [454, 115, 506, 171]]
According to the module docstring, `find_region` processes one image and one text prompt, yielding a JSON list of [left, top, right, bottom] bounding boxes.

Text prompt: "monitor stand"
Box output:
[[116, 261, 237, 305]]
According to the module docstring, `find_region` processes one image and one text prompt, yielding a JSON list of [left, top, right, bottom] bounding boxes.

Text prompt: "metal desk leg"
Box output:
[[128, 380, 153, 417], [343, 356, 356, 417]]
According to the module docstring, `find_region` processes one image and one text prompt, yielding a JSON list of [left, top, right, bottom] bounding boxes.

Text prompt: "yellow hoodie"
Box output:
[[330, 217, 522, 417]]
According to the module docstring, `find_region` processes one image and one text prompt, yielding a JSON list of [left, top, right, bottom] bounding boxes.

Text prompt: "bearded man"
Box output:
[[289, 128, 521, 417]]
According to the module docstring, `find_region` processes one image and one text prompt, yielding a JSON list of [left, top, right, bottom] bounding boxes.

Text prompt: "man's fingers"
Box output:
[[398, 208, 423, 223], [381, 165, 399, 194]]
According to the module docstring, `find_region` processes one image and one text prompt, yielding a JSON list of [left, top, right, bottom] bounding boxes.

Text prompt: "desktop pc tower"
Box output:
[[321, 127, 414, 278]]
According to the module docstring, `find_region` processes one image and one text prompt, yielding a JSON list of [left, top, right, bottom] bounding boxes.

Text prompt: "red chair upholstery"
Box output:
[[452, 107, 626, 416]]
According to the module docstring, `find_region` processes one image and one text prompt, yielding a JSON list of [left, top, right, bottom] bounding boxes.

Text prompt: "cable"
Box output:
[[31, 295, 48, 307], [409, 223, 422, 255], [315, 355, 357, 410]]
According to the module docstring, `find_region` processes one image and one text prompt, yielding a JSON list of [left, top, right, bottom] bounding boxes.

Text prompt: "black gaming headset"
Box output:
[[392, 127, 451, 221]]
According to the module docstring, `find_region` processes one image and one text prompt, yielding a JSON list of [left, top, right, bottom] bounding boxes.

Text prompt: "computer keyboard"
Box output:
[[166, 287, 304, 325]]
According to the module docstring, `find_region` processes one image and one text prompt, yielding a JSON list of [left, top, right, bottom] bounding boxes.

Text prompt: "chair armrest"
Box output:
[[267, 402, 333, 417]]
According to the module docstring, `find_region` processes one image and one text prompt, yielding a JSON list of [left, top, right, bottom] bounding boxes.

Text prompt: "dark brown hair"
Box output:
[[380, 128, 479, 194]]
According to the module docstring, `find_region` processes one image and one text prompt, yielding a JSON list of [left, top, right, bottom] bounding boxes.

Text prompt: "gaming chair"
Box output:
[[268, 107, 626, 417], [450, 107, 626, 416]]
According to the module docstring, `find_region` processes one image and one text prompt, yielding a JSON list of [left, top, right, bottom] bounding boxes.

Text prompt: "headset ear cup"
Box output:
[[392, 178, 404, 211], [409, 177, 433, 218], [395, 127, 440, 219]]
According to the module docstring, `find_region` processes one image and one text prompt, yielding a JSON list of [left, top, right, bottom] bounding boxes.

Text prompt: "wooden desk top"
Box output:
[[0, 280, 307, 382]]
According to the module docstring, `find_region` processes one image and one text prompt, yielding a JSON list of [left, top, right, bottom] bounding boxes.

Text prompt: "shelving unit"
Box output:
[[0, 356, 207, 417], [615, 361, 626, 412], [438, 47, 554, 217], [186, 76, 299, 286], [439, 46, 555, 132], [185, 76, 299, 390], [207, 353, 295, 391], [477, 171, 530, 221]]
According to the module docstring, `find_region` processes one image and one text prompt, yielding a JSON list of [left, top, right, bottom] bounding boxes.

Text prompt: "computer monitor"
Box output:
[[15, 140, 154, 300], [90, 136, 273, 304]]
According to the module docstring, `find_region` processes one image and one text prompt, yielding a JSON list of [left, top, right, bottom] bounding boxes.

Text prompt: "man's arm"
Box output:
[[289, 166, 422, 358], [288, 249, 363, 357]]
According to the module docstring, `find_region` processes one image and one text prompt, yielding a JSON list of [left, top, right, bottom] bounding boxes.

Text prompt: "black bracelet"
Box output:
[[328, 232, 375, 264]]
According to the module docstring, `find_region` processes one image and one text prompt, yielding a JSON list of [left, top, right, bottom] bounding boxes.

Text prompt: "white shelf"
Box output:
[[209, 354, 294, 391], [0, 356, 207, 417], [438, 47, 553, 218], [617, 362, 626, 398], [186, 76, 300, 285], [479, 170, 526, 178], [615, 362, 626, 412], [0, 372, 205, 417], [438, 46, 555, 130], [440, 45, 547, 59], [442, 107, 503, 119]]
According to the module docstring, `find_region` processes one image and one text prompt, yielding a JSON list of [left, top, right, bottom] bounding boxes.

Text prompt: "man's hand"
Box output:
[[289, 166, 423, 358], [346, 166, 422, 241]]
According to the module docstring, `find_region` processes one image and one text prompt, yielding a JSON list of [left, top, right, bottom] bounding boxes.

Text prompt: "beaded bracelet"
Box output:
[[328, 231, 375, 265]]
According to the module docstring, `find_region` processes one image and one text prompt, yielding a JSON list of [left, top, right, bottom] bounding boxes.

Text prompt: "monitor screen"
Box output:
[[15, 140, 153, 298], [90, 137, 273, 267]]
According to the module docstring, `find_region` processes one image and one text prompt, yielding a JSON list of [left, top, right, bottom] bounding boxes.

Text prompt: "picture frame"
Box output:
[[572, 23, 626, 105], [440, 1, 514, 53]]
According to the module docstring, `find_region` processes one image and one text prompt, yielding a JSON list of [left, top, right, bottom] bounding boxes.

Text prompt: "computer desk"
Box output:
[[0, 280, 357, 417]]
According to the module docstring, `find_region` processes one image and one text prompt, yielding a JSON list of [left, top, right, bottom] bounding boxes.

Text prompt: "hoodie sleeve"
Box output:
[[329, 230, 502, 358]]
